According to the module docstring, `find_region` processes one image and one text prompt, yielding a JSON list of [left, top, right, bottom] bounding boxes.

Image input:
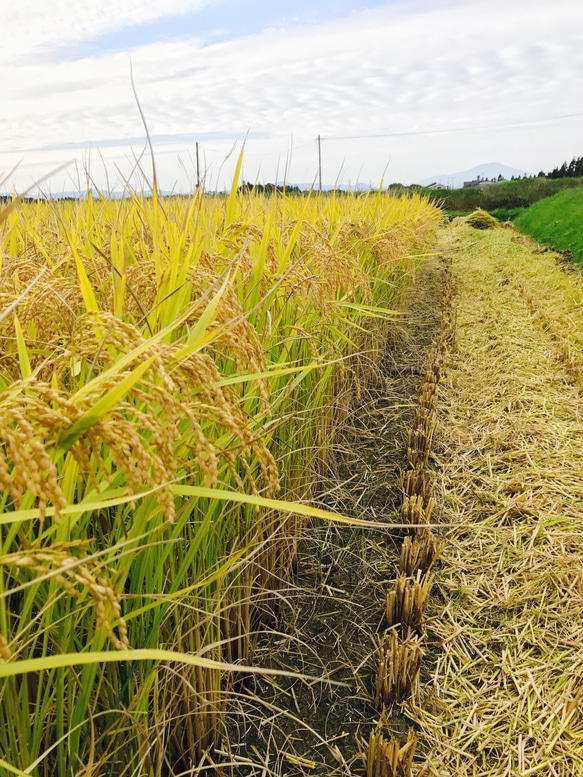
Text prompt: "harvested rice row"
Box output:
[[501, 233, 583, 391], [411, 222, 583, 777], [367, 254, 454, 776]]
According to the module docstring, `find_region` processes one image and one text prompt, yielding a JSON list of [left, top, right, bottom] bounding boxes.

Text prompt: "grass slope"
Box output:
[[422, 176, 583, 214], [514, 187, 583, 263]]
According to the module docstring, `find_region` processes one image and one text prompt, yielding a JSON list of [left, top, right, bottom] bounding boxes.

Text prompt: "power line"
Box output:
[[200, 139, 314, 157], [321, 112, 583, 141]]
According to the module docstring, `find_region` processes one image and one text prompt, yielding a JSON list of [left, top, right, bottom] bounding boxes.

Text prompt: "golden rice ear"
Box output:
[[0, 632, 12, 662], [0, 544, 129, 650]]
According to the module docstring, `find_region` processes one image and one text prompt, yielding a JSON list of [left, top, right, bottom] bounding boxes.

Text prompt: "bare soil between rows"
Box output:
[[216, 254, 451, 775]]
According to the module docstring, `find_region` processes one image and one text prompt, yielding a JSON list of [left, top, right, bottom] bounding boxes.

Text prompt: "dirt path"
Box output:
[[414, 223, 583, 776]]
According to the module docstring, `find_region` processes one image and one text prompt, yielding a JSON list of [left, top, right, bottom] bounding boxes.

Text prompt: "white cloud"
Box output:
[[1, 0, 213, 58], [2, 0, 583, 190]]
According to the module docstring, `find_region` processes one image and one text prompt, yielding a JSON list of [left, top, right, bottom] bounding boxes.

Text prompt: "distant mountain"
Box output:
[[417, 163, 534, 190]]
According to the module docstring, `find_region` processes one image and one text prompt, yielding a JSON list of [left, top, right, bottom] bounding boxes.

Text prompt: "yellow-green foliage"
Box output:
[[465, 208, 499, 229], [0, 173, 441, 775]]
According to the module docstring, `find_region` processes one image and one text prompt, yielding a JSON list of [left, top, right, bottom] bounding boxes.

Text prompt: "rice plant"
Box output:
[[0, 163, 441, 776]]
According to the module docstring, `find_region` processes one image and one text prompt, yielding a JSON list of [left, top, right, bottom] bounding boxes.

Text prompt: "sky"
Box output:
[[1, 0, 582, 194]]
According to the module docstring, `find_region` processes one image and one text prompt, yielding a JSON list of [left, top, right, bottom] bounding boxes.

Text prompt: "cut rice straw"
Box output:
[[411, 223, 583, 777]]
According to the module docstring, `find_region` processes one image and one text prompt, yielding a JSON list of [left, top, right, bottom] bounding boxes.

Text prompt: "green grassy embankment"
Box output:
[[514, 187, 583, 263], [426, 176, 583, 213]]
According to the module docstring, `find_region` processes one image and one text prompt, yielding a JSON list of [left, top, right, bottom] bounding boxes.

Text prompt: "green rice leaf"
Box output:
[[13, 315, 31, 379], [172, 485, 413, 530], [0, 649, 331, 685], [0, 757, 31, 777], [224, 147, 244, 230]]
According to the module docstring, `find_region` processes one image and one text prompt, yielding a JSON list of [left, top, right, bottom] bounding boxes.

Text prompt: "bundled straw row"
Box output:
[[375, 629, 425, 707], [366, 256, 454, 776], [386, 570, 433, 635]]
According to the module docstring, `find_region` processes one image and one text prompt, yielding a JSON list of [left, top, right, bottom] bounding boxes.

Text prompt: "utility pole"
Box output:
[[318, 135, 322, 192], [196, 142, 200, 191]]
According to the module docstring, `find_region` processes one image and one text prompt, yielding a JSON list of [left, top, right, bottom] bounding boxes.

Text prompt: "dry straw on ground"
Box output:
[[411, 224, 583, 777]]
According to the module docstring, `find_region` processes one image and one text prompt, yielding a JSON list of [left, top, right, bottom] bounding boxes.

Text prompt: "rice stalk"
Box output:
[[399, 531, 445, 577], [386, 571, 434, 635], [375, 629, 424, 707], [0, 180, 442, 775], [366, 722, 418, 777]]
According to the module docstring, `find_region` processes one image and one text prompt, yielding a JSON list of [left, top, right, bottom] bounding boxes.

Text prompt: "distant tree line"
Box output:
[[0, 195, 42, 204], [477, 174, 507, 182], [238, 182, 302, 195], [0, 195, 78, 204], [539, 156, 583, 180]]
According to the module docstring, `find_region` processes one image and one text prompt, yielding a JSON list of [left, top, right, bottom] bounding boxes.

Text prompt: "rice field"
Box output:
[[0, 166, 441, 777]]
